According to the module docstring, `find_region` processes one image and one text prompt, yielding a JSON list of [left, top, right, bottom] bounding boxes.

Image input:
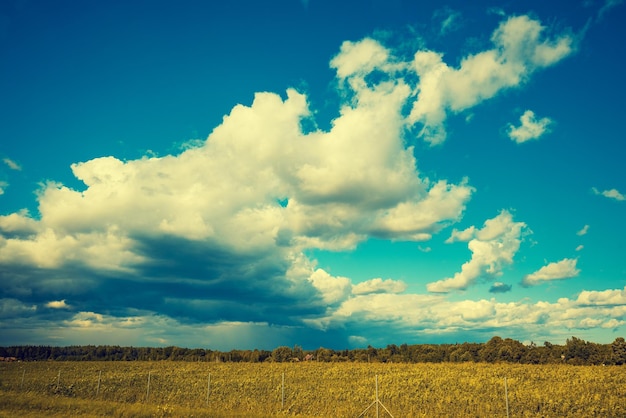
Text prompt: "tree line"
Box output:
[[1, 336, 625, 365]]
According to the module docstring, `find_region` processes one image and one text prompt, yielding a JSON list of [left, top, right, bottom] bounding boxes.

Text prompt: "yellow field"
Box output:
[[0, 361, 623, 417]]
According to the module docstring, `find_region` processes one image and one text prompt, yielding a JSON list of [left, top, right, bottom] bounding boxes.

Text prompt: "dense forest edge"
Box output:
[[2, 336, 625, 365]]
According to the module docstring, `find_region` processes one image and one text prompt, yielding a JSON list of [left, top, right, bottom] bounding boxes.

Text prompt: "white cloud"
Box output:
[[352, 278, 407, 295], [0, 29, 479, 334], [575, 245, 584, 252], [330, 38, 394, 80], [427, 210, 526, 293], [0, 181, 7, 195], [522, 258, 580, 287], [577, 225, 589, 236], [308, 285, 626, 345], [577, 286, 626, 306], [592, 187, 625, 201], [307, 269, 352, 305], [2, 158, 21, 171], [0, 210, 40, 236], [507, 110, 552, 143], [409, 15, 574, 145], [46, 300, 70, 309]]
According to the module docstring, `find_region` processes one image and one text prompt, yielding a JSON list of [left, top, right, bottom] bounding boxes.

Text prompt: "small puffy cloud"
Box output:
[[352, 278, 407, 295], [522, 258, 580, 287], [489, 282, 512, 293], [0, 181, 7, 195], [507, 110, 552, 143], [575, 245, 584, 252], [330, 38, 394, 80], [46, 300, 70, 309], [3, 158, 21, 171], [577, 225, 589, 236], [592, 187, 625, 201], [427, 210, 526, 293]]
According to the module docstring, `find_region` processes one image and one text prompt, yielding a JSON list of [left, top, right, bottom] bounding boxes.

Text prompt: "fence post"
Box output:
[[146, 371, 151, 403], [281, 372, 285, 410], [206, 373, 211, 407], [504, 377, 510, 418], [56, 370, 61, 391], [96, 370, 102, 397], [376, 375, 380, 418]]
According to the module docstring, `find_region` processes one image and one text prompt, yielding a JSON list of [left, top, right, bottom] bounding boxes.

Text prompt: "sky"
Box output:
[[0, 0, 625, 351]]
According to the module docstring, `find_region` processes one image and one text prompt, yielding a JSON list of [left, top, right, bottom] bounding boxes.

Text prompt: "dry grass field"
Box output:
[[0, 361, 623, 417]]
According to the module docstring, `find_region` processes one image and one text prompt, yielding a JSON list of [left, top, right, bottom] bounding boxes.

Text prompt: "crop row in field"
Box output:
[[0, 361, 624, 417]]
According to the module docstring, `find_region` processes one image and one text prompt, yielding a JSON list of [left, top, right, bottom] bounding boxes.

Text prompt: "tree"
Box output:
[[292, 345, 304, 361], [611, 337, 626, 365], [271, 346, 293, 362]]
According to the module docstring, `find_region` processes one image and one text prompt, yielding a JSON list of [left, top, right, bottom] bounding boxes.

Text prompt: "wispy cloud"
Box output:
[[507, 110, 552, 143], [522, 258, 580, 287], [2, 158, 21, 171], [598, 0, 624, 20], [577, 225, 590, 236], [592, 187, 625, 201], [433, 7, 463, 36]]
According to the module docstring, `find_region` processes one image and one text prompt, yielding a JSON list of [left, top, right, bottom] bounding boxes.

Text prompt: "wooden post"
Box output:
[[357, 374, 394, 418], [376, 375, 379, 418], [146, 371, 151, 402], [96, 370, 102, 397], [504, 377, 510, 418], [281, 372, 285, 410], [56, 370, 61, 391], [206, 374, 211, 406]]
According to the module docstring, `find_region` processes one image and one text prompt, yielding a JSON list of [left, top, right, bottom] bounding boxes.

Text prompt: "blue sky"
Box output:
[[1, 0, 625, 350]]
